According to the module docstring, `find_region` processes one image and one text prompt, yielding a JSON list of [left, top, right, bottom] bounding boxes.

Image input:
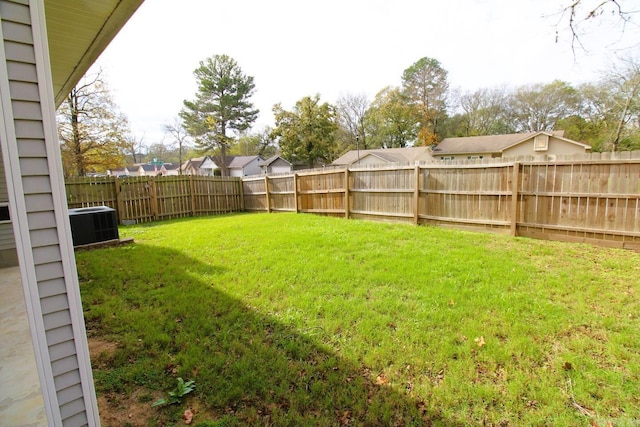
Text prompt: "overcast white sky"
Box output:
[[93, 0, 639, 146]]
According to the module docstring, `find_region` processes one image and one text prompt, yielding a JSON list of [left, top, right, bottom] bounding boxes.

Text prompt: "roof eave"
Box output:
[[47, 0, 145, 107]]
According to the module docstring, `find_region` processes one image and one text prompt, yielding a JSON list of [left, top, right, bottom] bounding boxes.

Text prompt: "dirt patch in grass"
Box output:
[[88, 338, 120, 370], [97, 390, 219, 427]]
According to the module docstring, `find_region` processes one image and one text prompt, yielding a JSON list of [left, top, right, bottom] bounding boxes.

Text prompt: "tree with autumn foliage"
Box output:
[[401, 57, 449, 145], [56, 72, 131, 177]]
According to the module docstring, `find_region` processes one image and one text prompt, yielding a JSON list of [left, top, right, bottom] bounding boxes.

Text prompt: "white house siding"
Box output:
[[242, 158, 262, 176], [0, 1, 99, 425], [270, 159, 291, 174]]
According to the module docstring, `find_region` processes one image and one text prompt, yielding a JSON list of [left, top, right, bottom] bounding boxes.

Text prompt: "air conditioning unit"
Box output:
[[68, 206, 119, 246]]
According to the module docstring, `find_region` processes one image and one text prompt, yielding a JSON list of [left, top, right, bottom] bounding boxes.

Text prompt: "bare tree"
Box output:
[[454, 87, 512, 136], [605, 58, 640, 151], [164, 118, 191, 174], [57, 70, 131, 176], [336, 92, 370, 151], [555, 0, 638, 53]]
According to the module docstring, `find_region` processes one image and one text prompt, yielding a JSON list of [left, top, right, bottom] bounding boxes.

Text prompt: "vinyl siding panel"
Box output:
[[62, 411, 88, 427], [24, 193, 54, 211], [18, 138, 47, 157], [30, 227, 58, 247], [1, 19, 32, 44], [60, 398, 85, 422], [22, 174, 52, 193], [2, 39, 35, 63], [27, 210, 56, 229], [49, 339, 76, 362], [51, 355, 80, 377], [11, 99, 42, 120], [0, 1, 30, 24], [33, 245, 63, 264], [40, 293, 69, 314], [6, 60, 37, 82], [2, 1, 93, 424], [9, 81, 40, 102], [35, 261, 65, 282], [57, 383, 83, 406], [20, 156, 49, 175], [54, 369, 81, 391], [43, 310, 72, 330], [0, 223, 15, 250], [38, 277, 67, 298], [47, 324, 74, 346]]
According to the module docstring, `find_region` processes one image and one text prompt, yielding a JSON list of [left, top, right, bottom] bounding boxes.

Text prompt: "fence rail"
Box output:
[[65, 158, 640, 251]]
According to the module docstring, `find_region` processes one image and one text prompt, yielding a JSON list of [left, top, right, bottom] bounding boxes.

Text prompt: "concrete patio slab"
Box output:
[[0, 267, 48, 426]]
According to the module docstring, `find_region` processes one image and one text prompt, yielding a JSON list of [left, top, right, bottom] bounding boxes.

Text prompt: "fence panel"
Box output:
[[419, 164, 513, 232], [117, 177, 154, 223], [243, 177, 267, 211], [297, 170, 346, 216], [350, 167, 415, 222], [268, 175, 296, 212], [155, 176, 192, 220], [192, 177, 242, 215], [517, 161, 640, 248], [65, 177, 117, 209]]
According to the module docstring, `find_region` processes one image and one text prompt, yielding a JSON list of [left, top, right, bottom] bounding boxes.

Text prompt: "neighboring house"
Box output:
[[160, 163, 180, 176], [181, 156, 217, 176], [259, 155, 293, 175], [107, 165, 142, 177], [227, 155, 263, 177], [433, 131, 592, 160], [0, 1, 144, 425], [107, 167, 128, 177], [332, 146, 434, 166], [137, 164, 161, 176]]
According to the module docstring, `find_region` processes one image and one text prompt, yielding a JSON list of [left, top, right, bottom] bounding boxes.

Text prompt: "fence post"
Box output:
[[265, 175, 271, 212], [414, 164, 420, 225], [293, 173, 299, 213], [238, 177, 245, 212], [189, 175, 196, 217], [510, 162, 520, 236], [344, 168, 350, 219], [114, 177, 124, 224], [150, 177, 159, 221]]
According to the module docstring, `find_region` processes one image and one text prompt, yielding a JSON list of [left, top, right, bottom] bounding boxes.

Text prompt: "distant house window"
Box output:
[[467, 156, 483, 160], [0, 203, 9, 223], [534, 134, 549, 151], [440, 156, 454, 160]]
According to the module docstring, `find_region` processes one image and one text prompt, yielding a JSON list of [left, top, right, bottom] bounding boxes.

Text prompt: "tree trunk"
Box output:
[[69, 90, 85, 176]]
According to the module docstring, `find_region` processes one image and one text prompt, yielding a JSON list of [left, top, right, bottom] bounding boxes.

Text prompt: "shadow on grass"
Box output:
[[80, 243, 457, 426]]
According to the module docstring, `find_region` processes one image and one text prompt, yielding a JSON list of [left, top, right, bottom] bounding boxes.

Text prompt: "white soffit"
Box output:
[[44, 0, 144, 107]]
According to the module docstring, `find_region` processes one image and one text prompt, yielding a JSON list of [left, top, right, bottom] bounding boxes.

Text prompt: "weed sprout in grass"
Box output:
[[151, 377, 196, 407]]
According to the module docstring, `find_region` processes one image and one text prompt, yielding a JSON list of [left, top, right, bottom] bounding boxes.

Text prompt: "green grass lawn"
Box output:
[[77, 212, 640, 426]]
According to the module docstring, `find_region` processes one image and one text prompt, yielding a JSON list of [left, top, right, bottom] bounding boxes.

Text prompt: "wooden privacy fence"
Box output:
[[243, 160, 640, 251], [65, 158, 640, 251], [65, 175, 243, 224]]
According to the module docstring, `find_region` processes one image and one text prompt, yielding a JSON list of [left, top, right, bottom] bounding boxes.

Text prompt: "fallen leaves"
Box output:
[[182, 409, 193, 425], [375, 373, 389, 386], [474, 336, 486, 348]]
